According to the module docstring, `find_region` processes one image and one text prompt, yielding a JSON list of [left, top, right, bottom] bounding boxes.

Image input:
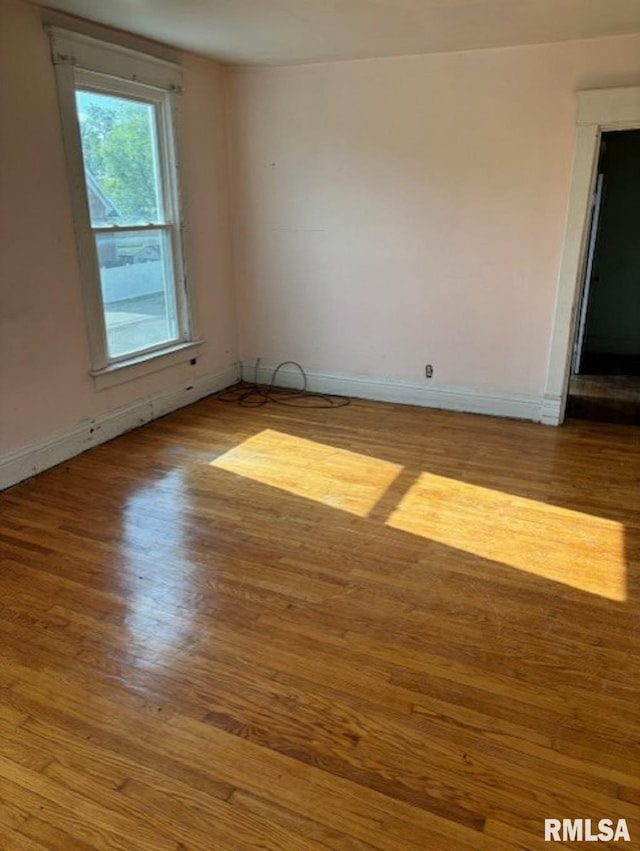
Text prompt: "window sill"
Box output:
[[91, 340, 203, 390]]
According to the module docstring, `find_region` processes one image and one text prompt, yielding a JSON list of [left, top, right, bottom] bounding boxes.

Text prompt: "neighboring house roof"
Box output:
[[85, 170, 120, 222]]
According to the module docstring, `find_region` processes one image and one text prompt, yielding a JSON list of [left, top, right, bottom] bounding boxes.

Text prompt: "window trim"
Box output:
[[91, 341, 203, 390], [48, 27, 196, 384]]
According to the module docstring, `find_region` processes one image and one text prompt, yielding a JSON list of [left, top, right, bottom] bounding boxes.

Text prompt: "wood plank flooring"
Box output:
[[1, 392, 639, 850]]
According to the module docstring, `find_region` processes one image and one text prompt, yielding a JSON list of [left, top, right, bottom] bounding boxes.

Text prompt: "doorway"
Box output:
[[543, 86, 640, 426], [566, 129, 640, 424]]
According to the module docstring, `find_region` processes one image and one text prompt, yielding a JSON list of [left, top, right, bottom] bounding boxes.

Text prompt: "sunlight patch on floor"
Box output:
[[211, 428, 403, 517], [211, 430, 627, 601], [386, 472, 627, 601]]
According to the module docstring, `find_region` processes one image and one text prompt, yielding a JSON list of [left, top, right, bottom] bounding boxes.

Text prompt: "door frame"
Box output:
[[542, 86, 640, 425], [572, 170, 604, 375]]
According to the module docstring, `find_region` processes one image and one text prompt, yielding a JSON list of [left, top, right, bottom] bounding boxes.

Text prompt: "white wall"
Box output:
[[226, 35, 640, 412], [0, 0, 237, 464]]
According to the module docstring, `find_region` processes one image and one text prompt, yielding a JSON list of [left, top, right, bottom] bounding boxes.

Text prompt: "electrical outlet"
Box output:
[[425, 364, 434, 379]]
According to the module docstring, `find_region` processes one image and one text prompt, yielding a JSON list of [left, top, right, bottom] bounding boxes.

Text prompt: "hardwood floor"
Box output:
[[1, 392, 639, 850]]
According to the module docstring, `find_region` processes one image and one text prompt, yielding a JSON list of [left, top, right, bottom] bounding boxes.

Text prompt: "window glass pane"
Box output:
[[76, 90, 162, 227], [96, 230, 179, 359]]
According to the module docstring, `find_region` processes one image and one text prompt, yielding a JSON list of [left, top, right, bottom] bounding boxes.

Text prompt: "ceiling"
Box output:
[[38, 0, 640, 66]]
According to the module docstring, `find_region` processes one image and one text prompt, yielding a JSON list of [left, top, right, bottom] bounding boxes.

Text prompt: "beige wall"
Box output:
[[226, 35, 640, 400], [0, 0, 237, 456], [2, 0, 640, 464]]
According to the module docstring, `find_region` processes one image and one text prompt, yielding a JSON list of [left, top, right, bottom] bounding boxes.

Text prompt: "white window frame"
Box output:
[[48, 27, 200, 388]]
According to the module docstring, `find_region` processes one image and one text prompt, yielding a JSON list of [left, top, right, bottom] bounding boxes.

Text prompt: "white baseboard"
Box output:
[[540, 393, 563, 426], [0, 363, 240, 491], [246, 362, 546, 424], [2, 362, 553, 492]]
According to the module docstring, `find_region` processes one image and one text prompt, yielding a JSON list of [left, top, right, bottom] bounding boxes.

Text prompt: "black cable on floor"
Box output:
[[217, 360, 350, 408]]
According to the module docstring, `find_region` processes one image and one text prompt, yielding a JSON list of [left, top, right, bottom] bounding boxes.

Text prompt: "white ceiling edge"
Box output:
[[33, 0, 640, 67]]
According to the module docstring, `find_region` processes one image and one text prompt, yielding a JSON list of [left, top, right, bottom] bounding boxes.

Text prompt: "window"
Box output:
[[49, 28, 198, 384]]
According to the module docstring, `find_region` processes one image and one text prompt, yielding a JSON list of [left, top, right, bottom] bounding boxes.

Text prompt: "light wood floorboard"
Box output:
[[1, 393, 639, 849]]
